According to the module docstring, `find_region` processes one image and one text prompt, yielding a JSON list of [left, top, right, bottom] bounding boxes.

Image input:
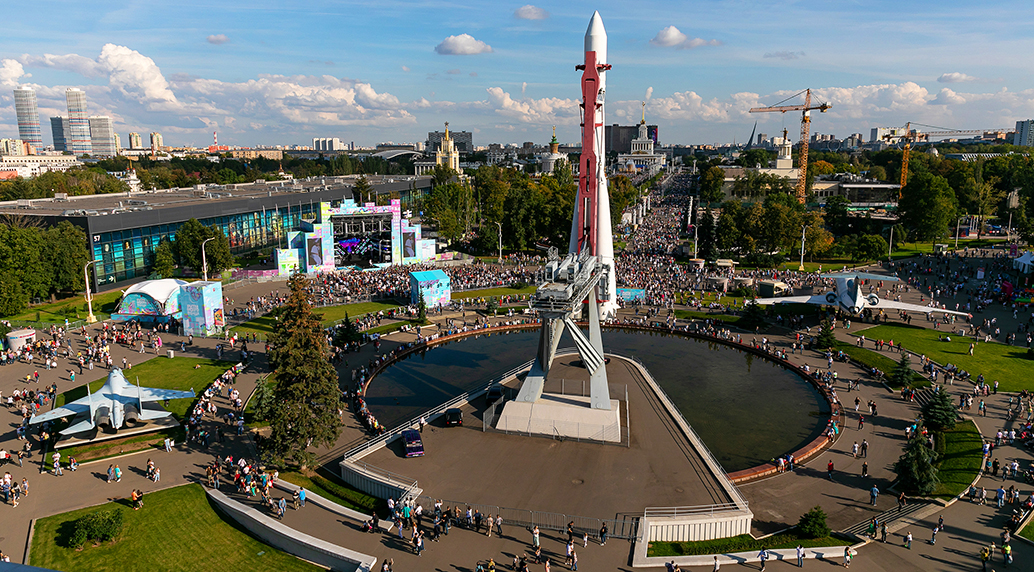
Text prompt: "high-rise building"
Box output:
[[312, 137, 344, 151], [757, 133, 768, 147], [50, 117, 69, 152], [150, 132, 164, 150], [114, 133, 122, 153], [65, 88, 92, 155], [426, 128, 472, 154], [1014, 120, 1034, 147], [128, 132, 143, 150], [13, 87, 43, 151], [89, 116, 117, 157]]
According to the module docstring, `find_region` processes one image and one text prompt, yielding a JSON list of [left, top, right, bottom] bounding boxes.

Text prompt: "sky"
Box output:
[[2, 0, 1034, 149]]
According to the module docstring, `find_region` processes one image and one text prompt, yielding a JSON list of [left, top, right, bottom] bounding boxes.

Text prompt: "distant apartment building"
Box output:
[[312, 137, 344, 151], [230, 149, 284, 160], [1014, 120, 1034, 147], [128, 132, 143, 149], [870, 126, 909, 145], [65, 88, 92, 155], [150, 132, 164, 150], [605, 124, 658, 153], [89, 116, 117, 157], [50, 117, 69, 152], [426, 129, 472, 154], [13, 87, 43, 151]]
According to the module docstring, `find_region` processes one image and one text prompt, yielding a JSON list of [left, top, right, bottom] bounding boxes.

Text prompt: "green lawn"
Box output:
[[648, 532, 852, 557], [856, 323, 1032, 392], [279, 470, 385, 516], [931, 420, 984, 499], [5, 290, 124, 323], [451, 285, 537, 299], [31, 484, 322, 572], [1020, 518, 1034, 543], [230, 300, 403, 335]]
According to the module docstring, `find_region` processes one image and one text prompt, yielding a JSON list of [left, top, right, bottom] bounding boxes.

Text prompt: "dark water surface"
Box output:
[[364, 328, 827, 472]]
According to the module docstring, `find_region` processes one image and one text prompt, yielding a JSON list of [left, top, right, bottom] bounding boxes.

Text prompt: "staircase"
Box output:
[[841, 499, 935, 537]]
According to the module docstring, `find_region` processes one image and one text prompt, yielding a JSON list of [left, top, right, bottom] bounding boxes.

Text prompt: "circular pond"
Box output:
[[363, 328, 828, 472]]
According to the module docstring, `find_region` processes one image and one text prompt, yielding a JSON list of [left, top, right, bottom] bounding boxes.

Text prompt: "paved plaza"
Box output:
[[1, 253, 1033, 570]]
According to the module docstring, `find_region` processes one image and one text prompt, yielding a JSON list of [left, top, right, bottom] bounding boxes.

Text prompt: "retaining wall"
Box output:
[[206, 488, 377, 572], [644, 510, 754, 542]]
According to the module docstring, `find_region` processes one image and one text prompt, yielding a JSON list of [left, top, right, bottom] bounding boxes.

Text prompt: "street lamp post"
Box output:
[[201, 237, 216, 281], [83, 259, 101, 323], [494, 221, 503, 265], [799, 225, 807, 271], [955, 216, 963, 250], [888, 225, 894, 260]]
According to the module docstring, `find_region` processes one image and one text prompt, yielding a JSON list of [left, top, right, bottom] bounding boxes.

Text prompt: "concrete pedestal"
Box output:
[[496, 393, 621, 442]]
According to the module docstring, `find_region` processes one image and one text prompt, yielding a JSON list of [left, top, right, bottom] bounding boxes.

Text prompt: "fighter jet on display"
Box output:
[[30, 367, 195, 435], [749, 272, 972, 317]]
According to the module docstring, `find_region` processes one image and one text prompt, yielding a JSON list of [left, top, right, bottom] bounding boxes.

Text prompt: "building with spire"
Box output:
[[538, 125, 569, 175], [415, 122, 462, 175], [615, 102, 666, 176]]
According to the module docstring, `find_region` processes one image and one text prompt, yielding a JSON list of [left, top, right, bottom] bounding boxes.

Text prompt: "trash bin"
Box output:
[[167, 349, 174, 359]]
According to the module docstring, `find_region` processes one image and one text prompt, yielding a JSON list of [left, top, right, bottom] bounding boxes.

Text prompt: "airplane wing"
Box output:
[[30, 403, 89, 425], [133, 386, 196, 402], [865, 299, 971, 317], [821, 272, 900, 282], [750, 295, 834, 306]]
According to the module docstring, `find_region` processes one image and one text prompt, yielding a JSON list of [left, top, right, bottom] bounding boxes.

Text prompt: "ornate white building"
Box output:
[[538, 126, 569, 175], [615, 104, 666, 176], [415, 122, 462, 176]]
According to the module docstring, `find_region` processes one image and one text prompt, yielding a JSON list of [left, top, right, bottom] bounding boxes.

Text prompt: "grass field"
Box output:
[[451, 285, 537, 299], [229, 300, 402, 335], [30, 484, 322, 572], [5, 290, 124, 323], [855, 323, 1032, 392], [931, 420, 984, 499], [648, 532, 852, 557]]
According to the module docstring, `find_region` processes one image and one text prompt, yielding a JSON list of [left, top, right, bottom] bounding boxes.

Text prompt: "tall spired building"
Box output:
[[65, 88, 92, 156], [13, 87, 43, 151]]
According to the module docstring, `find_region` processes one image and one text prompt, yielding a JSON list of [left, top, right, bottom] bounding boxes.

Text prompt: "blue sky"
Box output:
[[2, 0, 1034, 148]]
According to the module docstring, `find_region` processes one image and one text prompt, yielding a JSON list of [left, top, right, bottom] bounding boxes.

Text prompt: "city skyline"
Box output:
[[2, 1, 1034, 148]]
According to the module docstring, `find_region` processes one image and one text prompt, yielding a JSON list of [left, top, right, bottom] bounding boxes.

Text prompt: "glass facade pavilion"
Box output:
[[5, 176, 432, 290]]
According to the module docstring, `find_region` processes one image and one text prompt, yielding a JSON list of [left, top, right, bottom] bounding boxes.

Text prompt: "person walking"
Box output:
[[713, 555, 721, 570], [827, 460, 835, 481], [599, 522, 607, 546], [496, 515, 503, 537], [796, 545, 805, 567], [881, 522, 888, 543], [486, 515, 494, 537], [904, 531, 913, 549], [570, 550, 578, 571], [758, 547, 769, 571], [532, 525, 540, 548], [844, 546, 852, 567], [870, 485, 879, 506]]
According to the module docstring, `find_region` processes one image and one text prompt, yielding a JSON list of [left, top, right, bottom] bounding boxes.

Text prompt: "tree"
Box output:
[[352, 174, 372, 204], [696, 208, 717, 260], [823, 195, 852, 236], [251, 376, 277, 424], [431, 164, 457, 187], [265, 274, 342, 468], [44, 221, 88, 294], [796, 506, 830, 539], [816, 318, 837, 349], [737, 148, 772, 169], [417, 290, 427, 324], [922, 389, 958, 432], [853, 234, 888, 262], [890, 352, 916, 388], [700, 166, 726, 205], [898, 172, 958, 241], [174, 218, 234, 277], [973, 178, 1006, 238], [151, 239, 176, 279], [868, 165, 887, 182], [333, 313, 363, 347], [895, 435, 939, 495]]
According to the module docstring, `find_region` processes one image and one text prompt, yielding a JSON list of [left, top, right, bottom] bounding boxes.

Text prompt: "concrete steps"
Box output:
[[842, 500, 935, 537]]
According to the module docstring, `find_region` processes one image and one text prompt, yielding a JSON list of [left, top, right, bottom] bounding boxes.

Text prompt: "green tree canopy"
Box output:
[[894, 435, 939, 495], [922, 389, 958, 432], [700, 166, 726, 204], [890, 352, 916, 388], [898, 172, 958, 241], [173, 218, 234, 278], [352, 174, 372, 204], [151, 238, 176, 279], [265, 274, 343, 468]]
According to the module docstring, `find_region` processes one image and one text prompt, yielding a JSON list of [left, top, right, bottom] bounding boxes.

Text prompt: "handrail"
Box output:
[[644, 503, 745, 517]]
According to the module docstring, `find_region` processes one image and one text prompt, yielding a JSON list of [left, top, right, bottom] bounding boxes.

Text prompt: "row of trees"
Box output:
[[422, 161, 644, 254], [0, 219, 88, 315]]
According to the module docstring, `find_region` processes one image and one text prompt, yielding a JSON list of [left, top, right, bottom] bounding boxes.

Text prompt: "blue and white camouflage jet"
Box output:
[[749, 272, 971, 318], [30, 367, 195, 435]]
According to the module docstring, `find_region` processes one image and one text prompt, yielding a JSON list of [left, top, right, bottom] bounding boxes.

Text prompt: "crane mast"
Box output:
[[749, 88, 832, 203]]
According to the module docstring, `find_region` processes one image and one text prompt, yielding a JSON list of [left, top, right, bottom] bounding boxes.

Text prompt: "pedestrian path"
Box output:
[[842, 500, 936, 537]]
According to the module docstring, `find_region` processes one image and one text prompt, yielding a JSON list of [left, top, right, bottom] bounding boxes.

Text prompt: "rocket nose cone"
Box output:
[[584, 11, 607, 56]]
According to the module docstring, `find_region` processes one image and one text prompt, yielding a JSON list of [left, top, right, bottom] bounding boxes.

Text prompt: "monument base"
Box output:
[[496, 393, 621, 443], [54, 416, 182, 450]]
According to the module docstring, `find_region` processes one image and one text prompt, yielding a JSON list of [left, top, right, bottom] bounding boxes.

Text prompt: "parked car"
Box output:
[[485, 385, 505, 407], [444, 408, 463, 427], [401, 429, 424, 457]]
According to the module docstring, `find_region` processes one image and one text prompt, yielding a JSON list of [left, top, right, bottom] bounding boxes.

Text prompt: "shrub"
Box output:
[[796, 506, 830, 539], [70, 508, 124, 549]]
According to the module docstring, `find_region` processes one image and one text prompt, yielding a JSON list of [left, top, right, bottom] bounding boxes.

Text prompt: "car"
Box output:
[[444, 408, 463, 427], [485, 385, 505, 407], [401, 429, 424, 457]]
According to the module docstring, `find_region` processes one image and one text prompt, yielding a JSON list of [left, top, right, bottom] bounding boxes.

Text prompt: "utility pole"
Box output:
[[955, 216, 963, 250], [888, 225, 894, 260], [201, 237, 216, 281]]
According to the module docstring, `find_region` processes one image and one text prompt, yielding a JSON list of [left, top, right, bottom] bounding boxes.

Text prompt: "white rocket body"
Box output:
[[569, 11, 618, 318]]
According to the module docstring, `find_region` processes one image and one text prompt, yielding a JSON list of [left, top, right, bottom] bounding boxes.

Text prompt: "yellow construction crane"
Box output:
[[750, 88, 832, 203], [884, 122, 1007, 195]]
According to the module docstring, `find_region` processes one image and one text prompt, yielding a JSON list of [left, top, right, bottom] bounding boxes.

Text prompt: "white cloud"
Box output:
[[435, 34, 493, 55], [98, 44, 178, 105], [931, 88, 967, 106], [401, 65, 410, 72], [514, 5, 549, 20], [483, 87, 579, 124], [650, 26, 720, 49], [764, 51, 805, 60], [938, 72, 979, 83], [0, 59, 27, 86], [207, 34, 230, 45], [645, 87, 653, 100], [521, 82, 527, 94], [20, 52, 106, 77]]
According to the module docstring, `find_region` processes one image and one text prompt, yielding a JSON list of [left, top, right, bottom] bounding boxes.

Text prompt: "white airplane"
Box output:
[[30, 368, 195, 435], [749, 272, 972, 317]]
